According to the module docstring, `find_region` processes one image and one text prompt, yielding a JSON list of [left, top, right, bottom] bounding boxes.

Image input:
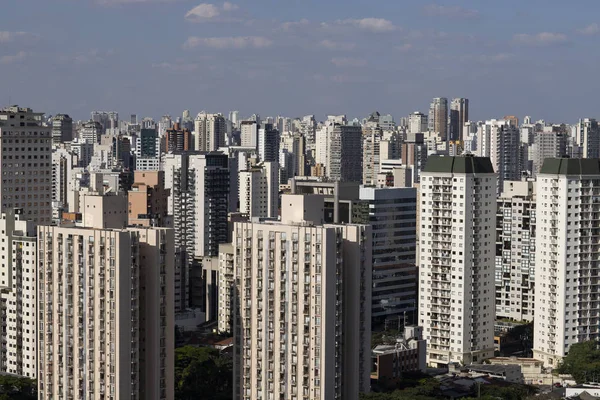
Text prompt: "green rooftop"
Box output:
[[423, 155, 495, 174], [540, 158, 600, 175]]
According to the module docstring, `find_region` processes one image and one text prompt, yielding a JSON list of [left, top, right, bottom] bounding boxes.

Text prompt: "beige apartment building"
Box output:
[[37, 191, 174, 399], [128, 170, 170, 227], [232, 194, 372, 400]]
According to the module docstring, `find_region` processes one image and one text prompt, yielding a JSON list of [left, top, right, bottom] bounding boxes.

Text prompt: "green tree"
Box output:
[[0, 375, 36, 400], [557, 340, 600, 383], [175, 346, 233, 400]]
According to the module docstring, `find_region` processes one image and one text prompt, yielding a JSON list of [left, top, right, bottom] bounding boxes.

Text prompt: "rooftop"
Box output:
[[540, 158, 600, 175], [423, 155, 495, 174]]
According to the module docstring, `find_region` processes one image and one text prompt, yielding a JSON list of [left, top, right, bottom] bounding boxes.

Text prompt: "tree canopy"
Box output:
[[0, 375, 36, 400], [175, 346, 233, 400], [557, 340, 600, 383]]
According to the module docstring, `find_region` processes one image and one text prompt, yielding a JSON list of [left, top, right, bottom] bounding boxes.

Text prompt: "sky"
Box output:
[[0, 0, 599, 123]]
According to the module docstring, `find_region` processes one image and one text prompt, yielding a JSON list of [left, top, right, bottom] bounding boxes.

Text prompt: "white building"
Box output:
[[233, 194, 372, 400], [240, 121, 259, 148], [409, 112, 428, 134], [533, 158, 600, 367], [0, 210, 37, 378], [0, 105, 53, 225], [194, 112, 226, 152], [37, 195, 174, 400], [239, 161, 278, 218], [418, 155, 497, 367], [495, 181, 536, 322], [52, 147, 78, 216], [257, 124, 279, 163], [576, 118, 599, 159]]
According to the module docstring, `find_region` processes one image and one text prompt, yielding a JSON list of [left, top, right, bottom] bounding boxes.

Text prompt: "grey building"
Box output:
[[51, 114, 73, 144], [533, 130, 568, 177], [357, 187, 418, 329], [327, 124, 363, 182]]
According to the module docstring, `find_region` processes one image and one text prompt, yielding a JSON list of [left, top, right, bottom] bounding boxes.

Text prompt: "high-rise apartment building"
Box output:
[[232, 194, 372, 400], [0, 210, 37, 378], [428, 98, 448, 141], [51, 114, 73, 144], [362, 128, 383, 186], [402, 133, 427, 183], [327, 124, 363, 182], [79, 120, 104, 144], [240, 121, 259, 148], [533, 130, 568, 177], [418, 155, 497, 367], [495, 181, 536, 322], [37, 194, 174, 400], [450, 98, 469, 142], [194, 112, 226, 152], [357, 187, 418, 328], [52, 147, 78, 218], [136, 128, 161, 170], [576, 118, 600, 159], [128, 171, 170, 227], [477, 120, 523, 193], [409, 112, 428, 134], [0, 105, 53, 224], [164, 123, 192, 152], [533, 158, 600, 367], [258, 124, 279, 163], [163, 152, 229, 310], [238, 161, 279, 218]]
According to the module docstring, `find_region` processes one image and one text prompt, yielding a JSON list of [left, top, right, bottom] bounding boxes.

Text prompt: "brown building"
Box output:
[[128, 171, 170, 227], [504, 115, 519, 127], [164, 123, 192, 152]]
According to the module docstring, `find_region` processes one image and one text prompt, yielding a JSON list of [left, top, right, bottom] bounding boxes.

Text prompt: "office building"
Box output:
[[357, 187, 418, 328], [0, 210, 37, 378], [533, 158, 600, 367], [136, 128, 161, 170], [428, 98, 448, 141], [51, 114, 73, 144], [233, 194, 372, 400], [194, 112, 226, 152], [450, 98, 469, 142], [0, 105, 53, 224], [238, 161, 279, 218], [418, 155, 497, 366], [327, 124, 363, 182], [37, 194, 174, 400], [495, 181, 536, 322]]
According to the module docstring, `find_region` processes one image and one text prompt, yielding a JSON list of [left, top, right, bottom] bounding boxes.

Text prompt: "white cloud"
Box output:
[[423, 4, 480, 19], [513, 32, 568, 46], [280, 19, 310, 31], [0, 31, 37, 44], [0, 51, 28, 64], [337, 18, 397, 33], [330, 57, 366, 67], [222, 2, 238, 11], [184, 36, 273, 49], [318, 40, 355, 50], [152, 62, 199, 72], [578, 23, 599, 36], [185, 3, 221, 20]]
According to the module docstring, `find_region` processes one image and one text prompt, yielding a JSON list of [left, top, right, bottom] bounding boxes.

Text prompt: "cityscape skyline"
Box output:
[[1, 0, 600, 121]]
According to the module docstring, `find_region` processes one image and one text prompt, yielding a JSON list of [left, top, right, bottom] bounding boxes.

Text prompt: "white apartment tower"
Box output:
[[233, 194, 372, 400], [428, 98, 448, 141], [418, 155, 497, 367], [576, 118, 600, 159], [495, 181, 536, 322], [194, 112, 226, 152], [239, 161, 279, 218], [0, 210, 37, 378], [409, 112, 428, 134], [37, 196, 174, 399], [533, 158, 600, 367]]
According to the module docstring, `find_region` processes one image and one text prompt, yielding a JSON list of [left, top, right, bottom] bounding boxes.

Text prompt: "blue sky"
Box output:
[[0, 0, 598, 123]]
